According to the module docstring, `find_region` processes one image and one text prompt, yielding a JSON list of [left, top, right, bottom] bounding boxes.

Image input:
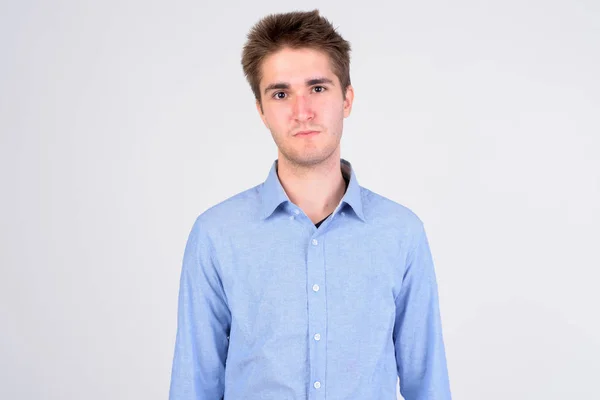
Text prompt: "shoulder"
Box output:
[[360, 186, 426, 247], [189, 184, 263, 238]]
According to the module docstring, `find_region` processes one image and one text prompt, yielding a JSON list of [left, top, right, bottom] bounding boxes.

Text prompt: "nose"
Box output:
[[292, 94, 314, 122]]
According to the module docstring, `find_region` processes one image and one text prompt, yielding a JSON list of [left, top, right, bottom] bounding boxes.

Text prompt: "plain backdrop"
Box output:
[[1, 1, 599, 399]]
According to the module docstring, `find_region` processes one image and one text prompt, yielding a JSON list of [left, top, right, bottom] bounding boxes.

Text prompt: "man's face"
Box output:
[[256, 47, 354, 167]]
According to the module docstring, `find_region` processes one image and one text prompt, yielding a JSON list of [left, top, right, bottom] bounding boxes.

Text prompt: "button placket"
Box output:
[[306, 233, 327, 399]]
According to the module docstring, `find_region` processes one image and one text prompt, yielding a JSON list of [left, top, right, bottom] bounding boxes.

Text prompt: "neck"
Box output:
[[276, 152, 346, 224]]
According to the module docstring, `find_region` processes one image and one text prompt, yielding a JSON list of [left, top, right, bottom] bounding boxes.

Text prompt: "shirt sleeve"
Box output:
[[393, 224, 452, 400], [169, 217, 231, 400]]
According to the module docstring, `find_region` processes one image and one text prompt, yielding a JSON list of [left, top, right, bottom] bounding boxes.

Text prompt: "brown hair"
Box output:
[[241, 9, 352, 108]]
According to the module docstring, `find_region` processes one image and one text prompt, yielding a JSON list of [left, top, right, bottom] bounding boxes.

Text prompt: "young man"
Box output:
[[169, 9, 451, 400]]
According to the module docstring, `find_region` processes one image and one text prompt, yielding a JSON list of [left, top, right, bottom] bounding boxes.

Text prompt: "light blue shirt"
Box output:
[[169, 159, 451, 400]]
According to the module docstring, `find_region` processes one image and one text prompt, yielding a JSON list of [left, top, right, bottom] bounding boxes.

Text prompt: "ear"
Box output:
[[343, 85, 354, 118], [256, 99, 269, 128]]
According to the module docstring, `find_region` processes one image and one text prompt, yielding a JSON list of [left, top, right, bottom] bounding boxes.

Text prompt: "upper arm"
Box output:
[[393, 223, 452, 399], [169, 217, 232, 399]]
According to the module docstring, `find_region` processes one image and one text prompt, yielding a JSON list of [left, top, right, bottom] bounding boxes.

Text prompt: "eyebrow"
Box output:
[[263, 77, 335, 95]]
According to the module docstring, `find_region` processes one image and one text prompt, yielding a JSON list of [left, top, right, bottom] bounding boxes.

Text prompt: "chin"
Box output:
[[285, 150, 336, 167]]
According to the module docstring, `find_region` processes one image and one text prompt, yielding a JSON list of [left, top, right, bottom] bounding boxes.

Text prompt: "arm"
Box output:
[[169, 218, 231, 400], [394, 224, 452, 400]]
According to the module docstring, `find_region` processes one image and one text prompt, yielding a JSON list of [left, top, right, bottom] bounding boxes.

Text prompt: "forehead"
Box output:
[[259, 47, 337, 87]]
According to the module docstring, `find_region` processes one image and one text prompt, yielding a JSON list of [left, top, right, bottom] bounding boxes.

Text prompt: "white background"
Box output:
[[1, 1, 599, 399]]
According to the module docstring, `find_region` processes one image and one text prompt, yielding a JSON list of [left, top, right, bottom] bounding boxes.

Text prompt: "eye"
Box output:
[[313, 86, 327, 93], [273, 91, 287, 99]]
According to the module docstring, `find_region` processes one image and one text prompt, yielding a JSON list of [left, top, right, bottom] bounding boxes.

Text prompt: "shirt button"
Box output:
[[341, 211, 346, 216], [314, 333, 321, 341], [311, 239, 318, 246], [314, 381, 321, 389], [312, 284, 320, 292], [289, 215, 294, 220], [294, 209, 300, 215]]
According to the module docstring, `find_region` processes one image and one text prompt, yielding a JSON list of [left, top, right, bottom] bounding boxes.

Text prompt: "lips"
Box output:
[[295, 130, 319, 136]]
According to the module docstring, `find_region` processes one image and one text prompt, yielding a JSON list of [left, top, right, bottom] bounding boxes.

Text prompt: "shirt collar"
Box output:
[[259, 158, 366, 222]]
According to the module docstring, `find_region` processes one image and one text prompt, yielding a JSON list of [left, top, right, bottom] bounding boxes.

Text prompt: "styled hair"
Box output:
[[241, 9, 351, 107]]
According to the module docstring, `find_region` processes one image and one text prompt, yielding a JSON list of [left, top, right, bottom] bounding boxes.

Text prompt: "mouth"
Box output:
[[294, 130, 320, 137]]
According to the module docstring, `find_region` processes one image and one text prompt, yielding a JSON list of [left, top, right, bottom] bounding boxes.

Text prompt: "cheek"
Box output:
[[315, 94, 343, 112], [264, 107, 291, 130], [265, 102, 286, 117], [319, 101, 343, 122]]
